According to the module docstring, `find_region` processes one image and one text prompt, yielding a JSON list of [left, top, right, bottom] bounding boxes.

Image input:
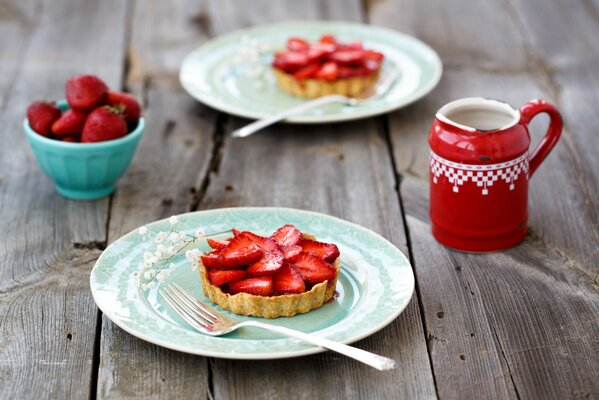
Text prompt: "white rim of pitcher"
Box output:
[[435, 97, 520, 132]]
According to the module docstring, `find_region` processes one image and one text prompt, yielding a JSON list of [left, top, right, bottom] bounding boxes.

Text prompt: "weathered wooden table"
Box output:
[[1, 0, 598, 398]]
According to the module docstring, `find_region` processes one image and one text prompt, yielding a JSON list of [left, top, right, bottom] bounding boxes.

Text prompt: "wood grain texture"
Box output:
[[368, 0, 599, 398], [197, 4, 435, 400], [0, 0, 128, 398], [96, 0, 218, 398]]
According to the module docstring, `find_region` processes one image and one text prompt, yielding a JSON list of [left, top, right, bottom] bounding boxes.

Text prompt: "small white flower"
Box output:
[[167, 245, 177, 256], [185, 249, 202, 269], [178, 232, 187, 241], [157, 244, 166, 253], [156, 270, 169, 282], [195, 227, 206, 237], [155, 231, 168, 243], [143, 269, 157, 280], [170, 232, 181, 243], [138, 226, 148, 237], [169, 215, 178, 225], [154, 249, 163, 259], [167, 262, 176, 272], [143, 258, 155, 268], [143, 251, 153, 261]]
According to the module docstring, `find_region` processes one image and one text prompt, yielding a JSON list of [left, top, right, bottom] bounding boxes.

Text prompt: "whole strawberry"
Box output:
[[51, 109, 88, 136], [27, 101, 62, 137], [106, 91, 141, 126], [81, 106, 128, 143], [66, 75, 108, 111]]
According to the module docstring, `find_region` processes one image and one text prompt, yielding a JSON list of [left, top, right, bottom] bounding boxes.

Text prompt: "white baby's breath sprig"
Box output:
[[136, 224, 225, 290]]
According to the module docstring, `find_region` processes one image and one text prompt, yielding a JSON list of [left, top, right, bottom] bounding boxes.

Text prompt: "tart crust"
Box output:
[[274, 68, 381, 99], [199, 233, 340, 318]]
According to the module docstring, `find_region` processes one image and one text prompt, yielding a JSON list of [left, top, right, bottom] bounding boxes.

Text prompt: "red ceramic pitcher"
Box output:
[[429, 97, 562, 252]]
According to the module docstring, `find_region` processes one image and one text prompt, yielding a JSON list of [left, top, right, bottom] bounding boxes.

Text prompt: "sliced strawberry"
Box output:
[[363, 49, 384, 61], [320, 34, 337, 45], [231, 228, 242, 236], [271, 224, 302, 247], [299, 239, 340, 263], [292, 253, 336, 284], [241, 231, 279, 252], [247, 249, 284, 276], [329, 50, 365, 65], [316, 62, 339, 81], [293, 63, 320, 79], [207, 238, 229, 250], [338, 66, 357, 79], [273, 51, 309, 72], [287, 37, 309, 52], [282, 245, 302, 262], [274, 264, 305, 294], [229, 277, 273, 296], [208, 270, 247, 286], [220, 233, 263, 268], [200, 251, 224, 269]]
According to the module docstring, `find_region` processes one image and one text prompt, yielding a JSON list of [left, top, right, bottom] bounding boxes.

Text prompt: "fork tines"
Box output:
[[160, 283, 218, 331]]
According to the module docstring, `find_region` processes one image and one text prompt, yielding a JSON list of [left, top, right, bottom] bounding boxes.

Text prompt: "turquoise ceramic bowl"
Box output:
[[24, 100, 144, 200]]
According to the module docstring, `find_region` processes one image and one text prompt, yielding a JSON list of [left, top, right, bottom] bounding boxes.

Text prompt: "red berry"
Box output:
[[208, 270, 247, 286], [231, 228, 242, 237], [106, 90, 141, 126], [299, 239, 340, 263], [281, 245, 302, 262], [200, 251, 224, 269], [247, 249, 284, 277], [229, 277, 273, 296], [207, 238, 230, 250], [292, 253, 336, 284], [81, 106, 128, 143], [271, 224, 302, 247], [66, 75, 109, 111], [320, 34, 337, 45], [287, 37, 309, 52], [316, 62, 339, 81], [26, 101, 61, 137], [293, 63, 320, 79], [241, 231, 279, 252], [51, 108, 88, 136], [220, 233, 264, 268], [274, 264, 305, 294]]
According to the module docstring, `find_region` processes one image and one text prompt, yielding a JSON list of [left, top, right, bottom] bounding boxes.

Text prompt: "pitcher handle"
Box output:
[[519, 99, 563, 178]]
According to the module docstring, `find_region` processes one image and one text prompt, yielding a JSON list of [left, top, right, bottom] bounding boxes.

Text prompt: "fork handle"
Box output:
[[240, 320, 396, 370], [231, 95, 350, 138]]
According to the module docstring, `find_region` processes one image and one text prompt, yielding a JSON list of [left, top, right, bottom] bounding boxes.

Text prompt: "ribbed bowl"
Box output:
[[23, 100, 144, 200]]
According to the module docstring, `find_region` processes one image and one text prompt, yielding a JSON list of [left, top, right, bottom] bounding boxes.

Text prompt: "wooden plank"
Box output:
[[368, 0, 599, 398], [95, 0, 218, 398], [195, 4, 435, 399], [0, 0, 129, 398]]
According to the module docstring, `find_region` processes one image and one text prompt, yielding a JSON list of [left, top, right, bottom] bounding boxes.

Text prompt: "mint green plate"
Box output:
[[179, 21, 442, 123], [90, 207, 414, 359]]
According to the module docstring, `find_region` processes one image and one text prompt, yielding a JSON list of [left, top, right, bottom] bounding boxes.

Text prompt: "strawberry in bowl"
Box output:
[[23, 75, 145, 199], [272, 34, 384, 99], [196, 224, 340, 318]]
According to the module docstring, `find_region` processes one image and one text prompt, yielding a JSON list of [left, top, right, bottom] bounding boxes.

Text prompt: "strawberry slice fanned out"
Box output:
[[292, 253, 336, 284], [208, 270, 247, 286], [220, 233, 263, 268], [200, 251, 224, 269], [299, 239, 340, 263], [230, 277, 273, 296], [231, 228, 242, 237], [247, 249, 284, 276], [274, 264, 305, 294], [207, 238, 229, 250], [282, 245, 302, 262], [271, 224, 302, 247], [241, 231, 279, 252]]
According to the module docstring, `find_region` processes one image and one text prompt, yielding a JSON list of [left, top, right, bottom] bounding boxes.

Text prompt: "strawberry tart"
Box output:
[[197, 225, 340, 318], [272, 34, 384, 99]]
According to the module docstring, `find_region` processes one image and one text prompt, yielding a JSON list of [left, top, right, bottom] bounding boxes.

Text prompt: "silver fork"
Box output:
[[161, 282, 396, 370], [231, 69, 399, 138]]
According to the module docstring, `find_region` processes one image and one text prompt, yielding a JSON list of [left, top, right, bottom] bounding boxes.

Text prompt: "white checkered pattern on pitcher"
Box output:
[[430, 151, 529, 195]]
